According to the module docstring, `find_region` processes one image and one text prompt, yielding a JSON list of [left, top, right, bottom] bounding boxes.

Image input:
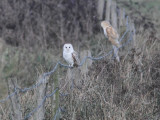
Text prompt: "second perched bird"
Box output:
[[63, 43, 80, 67], [101, 21, 120, 62], [101, 21, 120, 47]]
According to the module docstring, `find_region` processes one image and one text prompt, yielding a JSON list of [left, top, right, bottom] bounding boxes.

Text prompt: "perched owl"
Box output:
[[101, 21, 120, 62], [101, 21, 120, 47], [63, 43, 80, 67]]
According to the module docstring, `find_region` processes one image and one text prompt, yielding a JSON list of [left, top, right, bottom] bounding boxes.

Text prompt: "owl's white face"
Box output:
[[63, 43, 74, 53]]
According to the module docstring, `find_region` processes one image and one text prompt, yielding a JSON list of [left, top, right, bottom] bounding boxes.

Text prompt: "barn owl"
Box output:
[[101, 21, 120, 62], [101, 21, 120, 47], [63, 43, 80, 67]]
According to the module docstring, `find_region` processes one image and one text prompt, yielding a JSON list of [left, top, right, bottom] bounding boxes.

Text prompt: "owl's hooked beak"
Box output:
[[66, 48, 70, 52]]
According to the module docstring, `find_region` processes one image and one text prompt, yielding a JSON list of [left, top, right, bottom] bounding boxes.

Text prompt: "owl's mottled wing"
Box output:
[[106, 26, 120, 47], [72, 51, 80, 67], [106, 26, 119, 39]]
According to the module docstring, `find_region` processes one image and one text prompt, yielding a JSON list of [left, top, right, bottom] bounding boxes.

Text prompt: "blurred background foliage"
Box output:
[[0, 0, 99, 49]]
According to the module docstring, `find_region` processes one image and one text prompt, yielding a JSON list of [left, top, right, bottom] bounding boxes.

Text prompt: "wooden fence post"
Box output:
[[7, 79, 22, 120], [117, 8, 123, 32], [97, 0, 105, 20], [66, 68, 72, 89], [111, 1, 117, 29], [80, 50, 92, 80], [35, 75, 49, 120], [106, 0, 112, 21], [65, 67, 82, 90]]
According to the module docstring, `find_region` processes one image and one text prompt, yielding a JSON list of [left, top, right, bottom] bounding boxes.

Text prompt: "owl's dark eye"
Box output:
[[66, 47, 67, 48], [69, 47, 70, 48]]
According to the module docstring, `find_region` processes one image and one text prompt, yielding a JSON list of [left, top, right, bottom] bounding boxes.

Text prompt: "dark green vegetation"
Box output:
[[0, 0, 159, 119]]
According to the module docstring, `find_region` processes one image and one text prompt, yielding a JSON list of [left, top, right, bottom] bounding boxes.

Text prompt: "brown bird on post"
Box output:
[[101, 20, 120, 62]]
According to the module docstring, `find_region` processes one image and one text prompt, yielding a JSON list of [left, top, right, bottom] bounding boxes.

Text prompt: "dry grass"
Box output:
[[0, 33, 159, 120]]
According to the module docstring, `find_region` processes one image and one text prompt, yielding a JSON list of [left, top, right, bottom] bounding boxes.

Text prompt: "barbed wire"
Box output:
[[0, 63, 60, 103], [24, 88, 59, 120], [0, 16, 134, 120], [53, 107, 61, 120]]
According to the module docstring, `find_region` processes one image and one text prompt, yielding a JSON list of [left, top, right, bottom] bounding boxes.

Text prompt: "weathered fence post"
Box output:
[[35, 75, 49, 120], [111, 1, 117, 29], [66, 68, 72, 89], [80, 50, 92, 80], [65, 67, 82, 90], [106, 0, 112, 21], [70, 68, 82, 89], [97, 0, 105, 20], [7, 79, 22, 120]]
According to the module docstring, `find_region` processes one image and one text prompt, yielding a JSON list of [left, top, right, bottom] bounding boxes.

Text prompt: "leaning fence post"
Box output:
[[35, 75, 49, 120], [106, 0, 112, 21], [97, 0, 105, 20], [7, 79, 22, 120]]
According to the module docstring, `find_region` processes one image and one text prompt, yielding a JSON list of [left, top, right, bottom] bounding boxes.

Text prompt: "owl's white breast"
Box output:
[[103, 28, 108, 38], [63, 51, 73, 64]]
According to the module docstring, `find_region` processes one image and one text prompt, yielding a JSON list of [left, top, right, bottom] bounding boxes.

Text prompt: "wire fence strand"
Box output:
[[24, 88, 59, 120]]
